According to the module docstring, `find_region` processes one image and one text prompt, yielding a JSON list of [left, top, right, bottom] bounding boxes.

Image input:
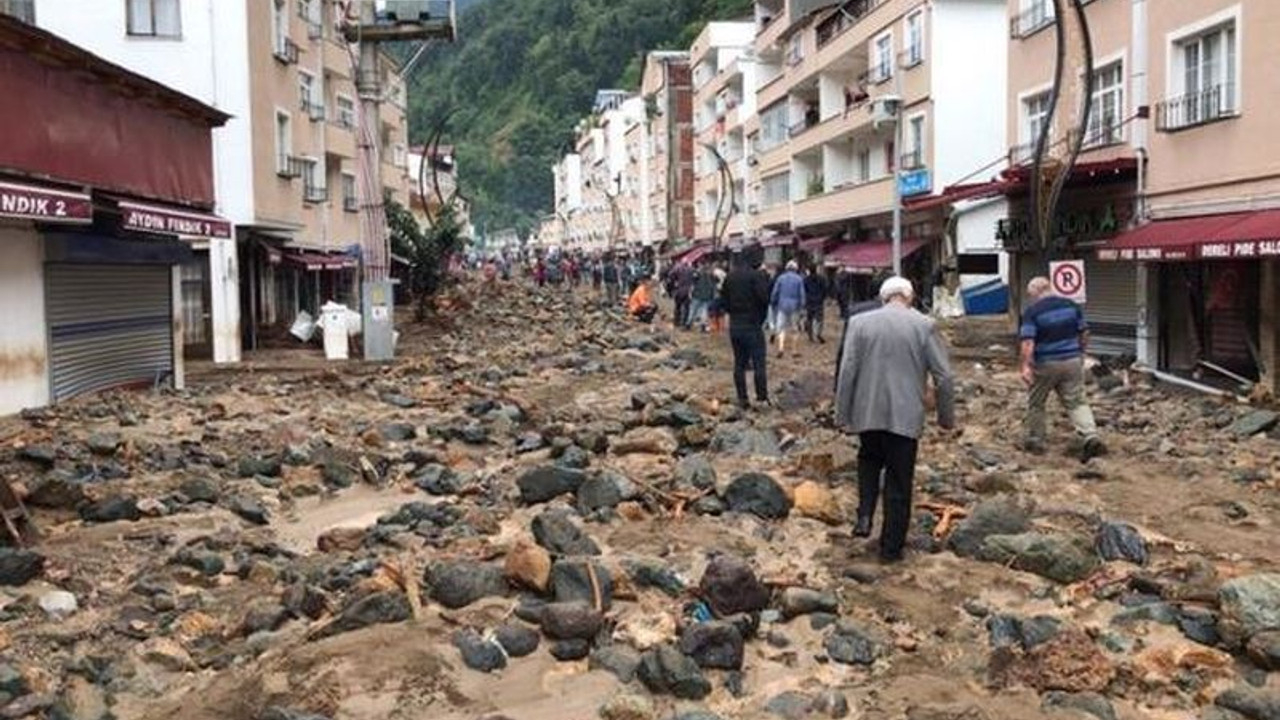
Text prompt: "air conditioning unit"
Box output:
[[869, 95, 902, 130], [747, 155, 759, 167], [748, 203, 760, 214]]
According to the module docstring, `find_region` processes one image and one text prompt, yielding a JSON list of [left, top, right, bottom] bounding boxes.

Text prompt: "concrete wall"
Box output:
[[0, 223, 48, 415], [933, 0, 1008, 189]]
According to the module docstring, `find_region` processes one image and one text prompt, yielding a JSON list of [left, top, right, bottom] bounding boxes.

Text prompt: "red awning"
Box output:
[[904, 179, 1018, 212], [760, 234, 795, 248], [679, 245, 713, 266], [1096, 210, 1280, 262], [798, 236, 835, 252], [824, 240, 928, 271], [284, 251, 358, 271]]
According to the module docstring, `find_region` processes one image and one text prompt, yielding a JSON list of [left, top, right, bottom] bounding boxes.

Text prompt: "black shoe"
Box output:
[[878, 552, 905, 565], [853, 517, 873, 538], [1081, 437, 1108, 462]]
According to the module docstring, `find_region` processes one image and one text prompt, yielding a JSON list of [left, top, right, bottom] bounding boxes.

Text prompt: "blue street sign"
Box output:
[[898, 169, 931, 197]]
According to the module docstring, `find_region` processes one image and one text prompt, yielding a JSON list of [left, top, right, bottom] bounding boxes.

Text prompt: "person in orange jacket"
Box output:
[[627, 277, 658, 324]]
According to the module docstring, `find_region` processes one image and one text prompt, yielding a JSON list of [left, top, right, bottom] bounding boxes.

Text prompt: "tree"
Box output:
[[387, 197, 467, 321]]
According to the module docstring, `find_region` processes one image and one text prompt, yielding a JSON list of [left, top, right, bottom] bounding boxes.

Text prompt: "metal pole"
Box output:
[[357, 0, 394, 361], [891, 67, 904, 276]]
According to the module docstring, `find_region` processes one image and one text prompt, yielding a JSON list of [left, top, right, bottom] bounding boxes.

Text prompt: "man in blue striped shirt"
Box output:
[[1019, 276, 1105, 460]]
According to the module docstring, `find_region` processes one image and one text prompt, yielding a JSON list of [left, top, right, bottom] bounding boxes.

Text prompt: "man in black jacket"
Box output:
[[803, 266, 829, 343], [720, 254, 772, 409]]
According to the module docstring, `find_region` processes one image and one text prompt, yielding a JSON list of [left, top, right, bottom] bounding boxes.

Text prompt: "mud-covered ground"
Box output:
[[0, 278, 1277, 720]]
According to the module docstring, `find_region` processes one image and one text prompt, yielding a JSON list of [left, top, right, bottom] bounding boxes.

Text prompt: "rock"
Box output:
[[0, 549, 44, 586], [649, 403, 702, 428], [517, 466, 587, 505], [283, 584, 330, 620], [495, 623, 540, 658], [590, 645, 642, 682], [414, 464, 462, 496], [79, 495, 141, 523], [380, 423, 417, 442], [551, 560, 614, 609], [323, 591, 411, 637], [532, 511, 601, 556], [1095, 522, 1148, 565], [699, 555, 769, 616], [321, 462, 356, 489], [778, 588, 839, 619], [539, 602, 604, 640], [1214, 686, 1280, 720], [1112, 602, 1179, 627], [977, 533, 1100, 584], [1246, 631, 1280, 671], [792, 481, 841, 525], [691, 496, 726, 516], [85, 433, 121, 456], [52, 675, 109, 720], [1228, 411, 1279, 438], [906, 704, 991, 720], [172, 549, 224, 577], [1042, 691, 1117, 720], [947, 497, 1032, 558], [1219, 574, 1280, 647], [18, 444, 57, 467], [558, 445, 592, 470], [550, 639, 592, 661], [625, 559, 685, 597], [237, 455, 282, 478], [986, 615, 1061, 650], [453, 629, 507, 673], [178, 477, 220, 503], [317, 527, 366, 553], [710, 427, 781, 457], [812, 690, 851, 719], [241, 601, 289, 635], [225, 495, 269, 525], [1179, 606, 1221, 647], [262, 708, 332, 720], [381, 392, 417, 409], [1007, 631, 1115, 693], [27, 473, 87, 509], [38, 590, 78, 619], [671, 714, 724, 720], [611, 427, 679, 456], [139, 636, 195, 671], [515, 432, 547, 454], [765, 692, 813, 720], [678, 621, 744, 670], [637, 645, 711, 700], [576, 473, 634, 514], [723, 473, 792, 520], [673, 455, 717, 491], [424, 561, 508, 609], [600, 693, 655, 720], [825, 622, 881, 666], [505, 540, 553, 593]]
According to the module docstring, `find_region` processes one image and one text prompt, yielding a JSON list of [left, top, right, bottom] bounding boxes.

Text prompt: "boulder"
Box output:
[[673, 455, 717, 492], [237, 455, 282, 478], [824, 622, 881, 666], [225, 495, 270, 525], [1246, 631, 1280, 671], [532, 511, 601, 557], [551, 560, 613, 609], [550, 639, 592, 661], [1095, 522, 1148, 565], [453, 629, 507, 673], [27, 473, 87, 509], [0, 549, 45, 586], [1041, 691, 1117, 720], [539, 602, 604, 641], [599, 693, 655, 720], [85, 433, 121, 455], [517, 466, 587, 505], [765, 692, 814, 720], [576, 472, 635, 514], [624, 559, 685, 597], [1228, 411, 1279, 438], [723, 473, 792, 520], [414, 464, 462, 496], [317, 527, 366, 553], [1005, 631, 1115, 693], [590, 645, 643, 682], [79, 496, 141, 523], [710, 427, 782, 457], [504, 540, 552, 593], [1218, 574, 1280, 647], [424, 561, 508, 609], [321, 592, 412, 638], [977, 533, 1100, 584], [1214, 686, 1280, 720], [678, 621, 744, 670], [178, 477, 219, 503], [698, 555, 769, 616], [495, 623, 540, 658], [637, 645, 711, 700], [947, 497, 1032, 558], [611, 427, 679, 457], [778, 588, 839, 619], [18, 444, 57, 467], [38, 590, 78, 619], [792, 481, 842, 525]]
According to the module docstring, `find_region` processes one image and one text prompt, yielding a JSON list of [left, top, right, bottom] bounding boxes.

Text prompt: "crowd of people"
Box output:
[[466, 247, 1105, 566]]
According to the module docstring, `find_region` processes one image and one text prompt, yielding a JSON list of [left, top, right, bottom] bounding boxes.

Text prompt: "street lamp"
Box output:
[[702, 142, 736, 255]]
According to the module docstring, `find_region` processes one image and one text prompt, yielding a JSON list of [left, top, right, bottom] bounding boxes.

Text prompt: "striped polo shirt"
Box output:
[[1020, 296, 1087, 364]]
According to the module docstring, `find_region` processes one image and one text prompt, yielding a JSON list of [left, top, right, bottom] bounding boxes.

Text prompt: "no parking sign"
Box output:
[[1049, 260, 1087, 304]]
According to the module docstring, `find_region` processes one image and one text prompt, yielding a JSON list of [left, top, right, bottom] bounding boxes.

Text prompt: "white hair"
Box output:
[[1027, 276, 1052, 299], [879, 276, 915, 302], [786, 260, 799, 271]]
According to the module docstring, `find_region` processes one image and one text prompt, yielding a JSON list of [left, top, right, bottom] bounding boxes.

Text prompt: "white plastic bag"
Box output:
[[290, 311, 316, 342]]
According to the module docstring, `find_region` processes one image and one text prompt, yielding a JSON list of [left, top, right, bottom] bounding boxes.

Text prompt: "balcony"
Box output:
[[789, 112, 820, 139], [325, 121, 357, 159], [793, 177, 893, 228], [754, 201, 791, 229], [303, 99, 326, 122], [276, 155, 305, 179], [900, 149, 925, 171], [1010, 0, 1053, 39], [898, 47, 924, 70], [865, 62, 893, 86], [273, 37, 301, 65], [816, 0, 885, 49], [343, 195, 359, 213], [303, 184, 329, 204], [0, 0, 35, 23], [1156, 85, 1238, 132]]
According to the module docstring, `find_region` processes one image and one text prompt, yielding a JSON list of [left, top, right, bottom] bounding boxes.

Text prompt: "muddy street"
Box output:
[[0, 279, 1277, 720]]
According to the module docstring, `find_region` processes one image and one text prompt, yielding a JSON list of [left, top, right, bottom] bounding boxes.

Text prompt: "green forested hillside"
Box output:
[[407, 0, 754, 237]]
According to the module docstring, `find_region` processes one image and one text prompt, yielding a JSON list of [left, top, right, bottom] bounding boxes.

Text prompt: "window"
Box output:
[[298, 71, 317, 113], [394, 144, 407, 169], [905, 115, 925, 168], [1013, 0, 1054, 38], [298, 0, 322, 36], [0, 0, 35, 24], [856, 148, 871, 183], [871, 33, 894, 83], [275, 110, 293, 175], [1086, 62, 1124, 146], [761, 173, 791, 209], [786, 35, 803, 67], [127, 0, 181, 37], [1023, 91, 1052, 151], [342, 173, 358, 212], [758, 102, 789, 153], [300, 158, 324, 202], [904, 12, 924, 66], [271, 0, 289, 55], [1162, 22, 1238, 129], [336, 95, 356, 130]]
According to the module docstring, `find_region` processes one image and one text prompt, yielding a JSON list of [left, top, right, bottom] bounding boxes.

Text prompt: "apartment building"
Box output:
[[407, 145, 474, 240], [744, 0, 1008, 278], [552, 93, 645, 254], [691, 22, 759, 247], [32, 0, 413, 358], [641, 51, 696, 249]]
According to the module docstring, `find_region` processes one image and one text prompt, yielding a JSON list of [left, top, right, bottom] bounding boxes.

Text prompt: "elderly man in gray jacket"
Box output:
[[835, 276, 956, 562]]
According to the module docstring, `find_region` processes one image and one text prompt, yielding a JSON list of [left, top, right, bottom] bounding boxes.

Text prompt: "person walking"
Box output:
[[690, 265, 717, 332], [1019, 276, 1107, 460], [835, 277, 955, 562], [770, 260, 806, 357], [803, 265, 829, 343], [603, 257, 620, 307], [672, 262, 695, 329], [721, 254, 773, 409]]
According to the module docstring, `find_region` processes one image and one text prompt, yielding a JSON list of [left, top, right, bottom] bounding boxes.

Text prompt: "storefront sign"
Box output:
[[119, 201, 231, 239], [1096, 246, 1192, 262], [1200, 240, 1280, 259], [898, 169, 931, 198], [1098, 240, 1280, 262], [0, 181, 92, 224], [997, 203, 1128, 251]]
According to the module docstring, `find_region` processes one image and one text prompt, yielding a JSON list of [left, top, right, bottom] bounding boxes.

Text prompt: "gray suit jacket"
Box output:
[[835, 303, 956, 439]]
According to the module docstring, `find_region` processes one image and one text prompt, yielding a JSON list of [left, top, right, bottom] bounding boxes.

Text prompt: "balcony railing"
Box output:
[[303, 184, 329, 204], [867, 62, 893, 85], [273, 37, 300, 64], [1010, 0, 1053, 39], [900, 150, 925, 171], [789, 113, 820, 138], [276, 155, 305, 179], [1156, 85, 1237, 132], [898, 47, 924, 69], [379, 0, 453, 24], [1008, 142, 1036, 166], [343, 195, 359, 213], [303, 99, 326, 122], [0, 0, 35, 23], [1083, 121, 1123, 148], [815, 0, 885, 49]]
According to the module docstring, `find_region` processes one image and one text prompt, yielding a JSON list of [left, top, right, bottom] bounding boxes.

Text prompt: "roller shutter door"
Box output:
[[1082, 259, 1137, 356], [46, 264, 173, 402]]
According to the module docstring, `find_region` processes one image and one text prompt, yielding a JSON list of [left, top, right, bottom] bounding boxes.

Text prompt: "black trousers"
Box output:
[[805, 306, 824, 340], [857, 430, 919, 559], [674, 296, 691, 327], [632, 305, 657, 324], [729, 327, 769, 404]]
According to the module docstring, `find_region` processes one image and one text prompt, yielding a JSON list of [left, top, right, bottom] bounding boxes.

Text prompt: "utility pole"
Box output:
[[890, 66, 904, 276], [345, 0, 455, 361]]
